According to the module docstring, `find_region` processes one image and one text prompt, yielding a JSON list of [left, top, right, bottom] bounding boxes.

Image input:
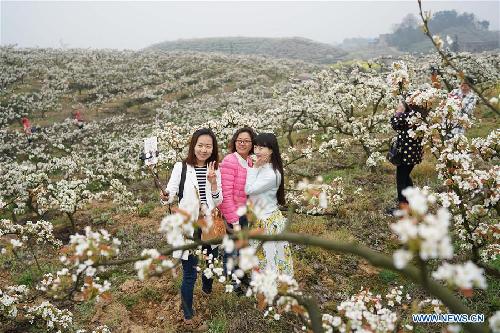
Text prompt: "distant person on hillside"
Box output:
[[448, 78, 477, 137], [430, 66, 442, 89], [22, 117, 32, 135], [74, 110, 84, 129], [21, 117, 37, 143]]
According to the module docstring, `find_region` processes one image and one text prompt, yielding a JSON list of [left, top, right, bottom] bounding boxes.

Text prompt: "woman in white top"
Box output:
[[160, 128, 222, 323], [246, 133, 293, 276]]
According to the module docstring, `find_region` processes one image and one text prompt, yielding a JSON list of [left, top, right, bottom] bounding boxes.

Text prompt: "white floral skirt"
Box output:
[[251, 210, 294, 276]]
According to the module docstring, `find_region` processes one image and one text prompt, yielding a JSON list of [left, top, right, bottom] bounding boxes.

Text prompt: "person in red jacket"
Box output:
[[74, 110, 84, 128], [21, 117, 35, 142], [21, 117, 32, 135]]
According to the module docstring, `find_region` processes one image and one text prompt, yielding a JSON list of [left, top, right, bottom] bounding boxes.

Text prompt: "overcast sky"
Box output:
[[1, 1, 499, 50]]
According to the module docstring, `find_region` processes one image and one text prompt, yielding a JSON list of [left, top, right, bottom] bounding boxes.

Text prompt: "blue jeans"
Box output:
[[223, 215, 250, 289], [181, 242, 219, 319]]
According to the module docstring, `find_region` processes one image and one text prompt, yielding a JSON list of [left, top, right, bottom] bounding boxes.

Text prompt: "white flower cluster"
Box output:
[[21, 220, 62, 247], [432, 261, 487, 294], [390, 187, 453, 269], [238, 246, 260, 272], [26, 301, 73, 332], [0, 219, 61, 255], [158, 211, 195, 259], [405, 87, 439, 108], [0, 284, 29, 319], [322, 287, 408, 333], [386, 61, 411, 95], [385, 285, 412, 307], [489, 311, 500, 333], [46, 178, 95, 214], [318, 138, 344, 156], [56, 227, 120, 301], [366, 151, 386, 167], [25, 301, 73, 332], [472, 129, 499, 161], [198, 249, 228, 284], [432, 35, 444, 49], [265, 65, 393, 165], [134, 248, 174, 280], [75, 325, 112, 333], [245, 270, 303, 321], [37, 268, 74, 299], [0, 219, 21, 237], [109, 178, 141, 212], [417, 298, 447, 315], [286, 176, 344, 215], [63, 227, 121, 266], [408, 94, 499, 262]]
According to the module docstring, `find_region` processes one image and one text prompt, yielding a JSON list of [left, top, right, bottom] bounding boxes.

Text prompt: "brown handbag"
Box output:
[[197, 208, 227, 241]]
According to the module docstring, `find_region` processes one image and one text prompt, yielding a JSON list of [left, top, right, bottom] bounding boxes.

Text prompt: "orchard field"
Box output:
[[0, 33, 499, 333]]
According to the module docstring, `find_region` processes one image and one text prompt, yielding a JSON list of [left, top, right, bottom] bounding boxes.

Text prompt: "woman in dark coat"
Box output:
[[390, 101, 427, 206]]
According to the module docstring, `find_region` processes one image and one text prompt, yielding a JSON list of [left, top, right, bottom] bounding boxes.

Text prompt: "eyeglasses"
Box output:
[[236, 140, 252, 145]]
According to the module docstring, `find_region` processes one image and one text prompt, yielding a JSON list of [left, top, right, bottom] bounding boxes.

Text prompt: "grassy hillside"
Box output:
[[146, 37, 347, 64]]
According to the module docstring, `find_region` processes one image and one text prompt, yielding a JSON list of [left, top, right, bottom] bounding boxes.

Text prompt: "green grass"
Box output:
[[73, 299, 97, 323], [323, 166, 360, 183], [91, 211, 115, 227], [208, 315, 228, 333], [99, 268, 135, 291], [485, 256, 500, 310], [140, 286, 162, 303], [119, 293, 140, 310], [88, 179, 105, 192], [378, 269, 399, 284], [14, 261, 58, 287], [51, 215, 70, 228], [289, 215, 327, 235], [138, 202, 155, 217], [173, 274, 183, 290]]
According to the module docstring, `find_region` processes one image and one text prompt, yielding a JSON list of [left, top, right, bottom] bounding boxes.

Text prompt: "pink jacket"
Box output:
[[219, 152, 253, 224]]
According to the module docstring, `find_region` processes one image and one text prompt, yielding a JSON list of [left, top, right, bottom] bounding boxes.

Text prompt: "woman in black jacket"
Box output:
[[389, 101, 428, 209]]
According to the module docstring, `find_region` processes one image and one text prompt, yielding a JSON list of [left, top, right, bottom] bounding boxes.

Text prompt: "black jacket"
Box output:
[[390, 110, 424, 165]]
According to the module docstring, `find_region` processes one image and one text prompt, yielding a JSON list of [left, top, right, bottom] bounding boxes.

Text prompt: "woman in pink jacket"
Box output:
[[219, 127, 256, 231], [220, 127, 256, 295]]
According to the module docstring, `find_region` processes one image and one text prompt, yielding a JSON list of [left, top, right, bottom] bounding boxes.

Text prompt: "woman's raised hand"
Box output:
[[254, 154, 270, 168], [207, 161, 217, 185], [159, 189, 169, 205]]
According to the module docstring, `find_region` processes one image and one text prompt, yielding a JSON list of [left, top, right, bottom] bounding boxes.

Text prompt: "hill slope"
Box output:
[[146, 37, 347, 64]]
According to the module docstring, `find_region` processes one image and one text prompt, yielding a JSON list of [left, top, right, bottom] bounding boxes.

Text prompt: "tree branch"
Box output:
[[98, 231, 488, 333]]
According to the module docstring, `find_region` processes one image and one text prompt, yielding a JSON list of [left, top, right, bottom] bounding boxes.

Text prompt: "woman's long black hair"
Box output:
[[254, 133, 285, 205]]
